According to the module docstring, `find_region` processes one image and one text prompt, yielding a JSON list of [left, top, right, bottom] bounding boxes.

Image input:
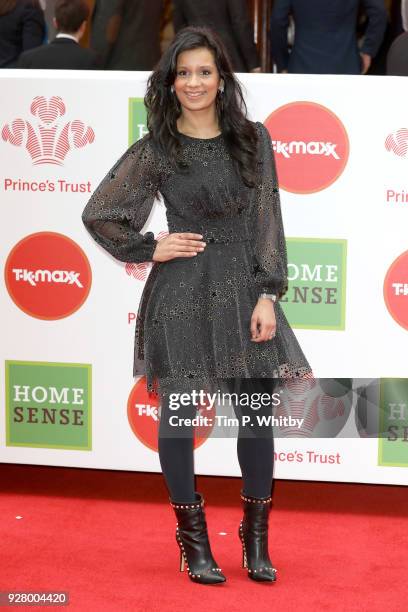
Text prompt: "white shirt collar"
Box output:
[[56, 33, 79, 43]]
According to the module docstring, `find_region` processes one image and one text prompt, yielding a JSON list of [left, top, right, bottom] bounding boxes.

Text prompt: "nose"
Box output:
[[187, 72, 200, 87]]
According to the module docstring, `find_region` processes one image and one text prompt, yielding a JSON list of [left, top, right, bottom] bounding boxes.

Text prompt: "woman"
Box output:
[[82, 27, 312, 585], [0, 0, 45, 68]]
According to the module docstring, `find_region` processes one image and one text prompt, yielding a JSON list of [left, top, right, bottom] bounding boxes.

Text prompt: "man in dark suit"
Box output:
[[270, 0, 388, 74], [0, 0, 45, 68], [173, 0, 261, 73], [90, 0, 163, 70], [18, 0, 97, 69]]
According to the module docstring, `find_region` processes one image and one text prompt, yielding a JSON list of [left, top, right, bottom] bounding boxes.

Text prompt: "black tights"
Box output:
[[157, 379, 275, 502]]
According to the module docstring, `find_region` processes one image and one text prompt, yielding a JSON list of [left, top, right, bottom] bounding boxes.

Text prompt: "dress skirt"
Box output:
[[133, 215, 312, 398]]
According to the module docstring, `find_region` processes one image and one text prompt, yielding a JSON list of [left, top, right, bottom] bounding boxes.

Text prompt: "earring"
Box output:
[[171, 85, 175, 93], [218, 82, 225, 94]]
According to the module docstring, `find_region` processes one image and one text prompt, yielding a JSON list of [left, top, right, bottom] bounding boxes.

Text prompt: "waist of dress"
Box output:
[[166, 214, 252, 244]]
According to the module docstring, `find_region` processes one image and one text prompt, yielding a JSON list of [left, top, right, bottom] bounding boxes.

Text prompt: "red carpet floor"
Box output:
[[1, 464, 407, 611]]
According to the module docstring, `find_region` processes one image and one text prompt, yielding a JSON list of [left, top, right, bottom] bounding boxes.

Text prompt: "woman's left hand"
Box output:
[[250, 298, 277, 342]]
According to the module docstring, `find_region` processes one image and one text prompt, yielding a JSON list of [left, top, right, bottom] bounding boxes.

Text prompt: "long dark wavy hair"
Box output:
[[144, 27, 259, 188]]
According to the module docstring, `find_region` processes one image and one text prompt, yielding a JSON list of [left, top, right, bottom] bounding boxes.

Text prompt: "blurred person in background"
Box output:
[[387, 31, 408, 74], [364, 0, 407, 74], [90, 0, 163, 70], [0, 0, 45, 67], [270, 0, 388, 74], [389, 0, 408, 36], [42, 0, 56, 40], [18, 0, 97, 68], [173, 0, 261, 72]]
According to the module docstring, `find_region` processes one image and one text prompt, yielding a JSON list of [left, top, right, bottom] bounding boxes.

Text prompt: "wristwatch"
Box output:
[[259, 292, 277, 302]]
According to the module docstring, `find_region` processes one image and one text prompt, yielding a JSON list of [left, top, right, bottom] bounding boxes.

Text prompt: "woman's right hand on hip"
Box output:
[[152, 233, 207, 262]]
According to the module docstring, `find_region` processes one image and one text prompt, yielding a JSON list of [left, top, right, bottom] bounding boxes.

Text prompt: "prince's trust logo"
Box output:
[[2, 96, 95, 166]]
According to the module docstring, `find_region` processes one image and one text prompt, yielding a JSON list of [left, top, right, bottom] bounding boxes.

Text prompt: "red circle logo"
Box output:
[[127, 377, 215, 452], [264, 101, 350, 194], [384, 250, 408, 331], [5, 232, 92, 320]]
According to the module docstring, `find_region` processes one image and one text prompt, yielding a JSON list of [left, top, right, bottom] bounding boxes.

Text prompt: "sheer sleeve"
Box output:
[[81, 135, 161, 263], [251, 122, 288, 300]]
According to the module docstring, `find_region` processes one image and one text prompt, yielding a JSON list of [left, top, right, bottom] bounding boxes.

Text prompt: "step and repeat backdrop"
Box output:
[[0, 71, 407, 485]]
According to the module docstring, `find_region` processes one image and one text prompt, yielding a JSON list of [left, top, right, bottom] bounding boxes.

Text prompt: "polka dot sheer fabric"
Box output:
[[82, 122, 312, 397]]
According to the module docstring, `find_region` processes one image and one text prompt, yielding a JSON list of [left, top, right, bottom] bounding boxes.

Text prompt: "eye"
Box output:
[[177, 70, 188, 77], [202, 70, 211, 76]]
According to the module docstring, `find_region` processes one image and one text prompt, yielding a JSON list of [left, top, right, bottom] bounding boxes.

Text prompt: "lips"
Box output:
[[184, 92, 206, 99]]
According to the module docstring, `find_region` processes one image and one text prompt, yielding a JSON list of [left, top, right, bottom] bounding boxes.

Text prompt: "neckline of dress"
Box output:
[[177, 130, 223, 142]]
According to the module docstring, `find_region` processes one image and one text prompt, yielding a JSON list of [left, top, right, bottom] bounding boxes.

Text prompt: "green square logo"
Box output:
[[378, 378, 408, 467], [129, 98, 148, 146], [5, 360, 92, 450], [280, 238, 347, 330]]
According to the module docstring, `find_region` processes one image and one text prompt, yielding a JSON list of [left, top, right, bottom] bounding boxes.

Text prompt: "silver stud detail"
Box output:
[[241, 494, 271, 504]]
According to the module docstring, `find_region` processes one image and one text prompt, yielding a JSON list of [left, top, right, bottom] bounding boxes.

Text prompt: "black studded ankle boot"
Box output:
[[170, 492, 226, 585], [238, 490, 277, 582]]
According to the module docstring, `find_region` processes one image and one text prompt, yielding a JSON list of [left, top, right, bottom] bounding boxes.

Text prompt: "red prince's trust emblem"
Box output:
[[2, 96, 95, 166]]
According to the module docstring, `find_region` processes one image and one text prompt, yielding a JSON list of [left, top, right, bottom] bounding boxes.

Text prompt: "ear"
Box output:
[[53, 17, 58, 29]]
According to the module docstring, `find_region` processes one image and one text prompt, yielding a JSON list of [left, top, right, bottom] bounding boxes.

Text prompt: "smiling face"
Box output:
[[173, 47, 221, 114]]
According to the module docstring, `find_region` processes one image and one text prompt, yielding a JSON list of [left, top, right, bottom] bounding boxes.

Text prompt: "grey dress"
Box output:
[[81, 122, 312, 397]]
